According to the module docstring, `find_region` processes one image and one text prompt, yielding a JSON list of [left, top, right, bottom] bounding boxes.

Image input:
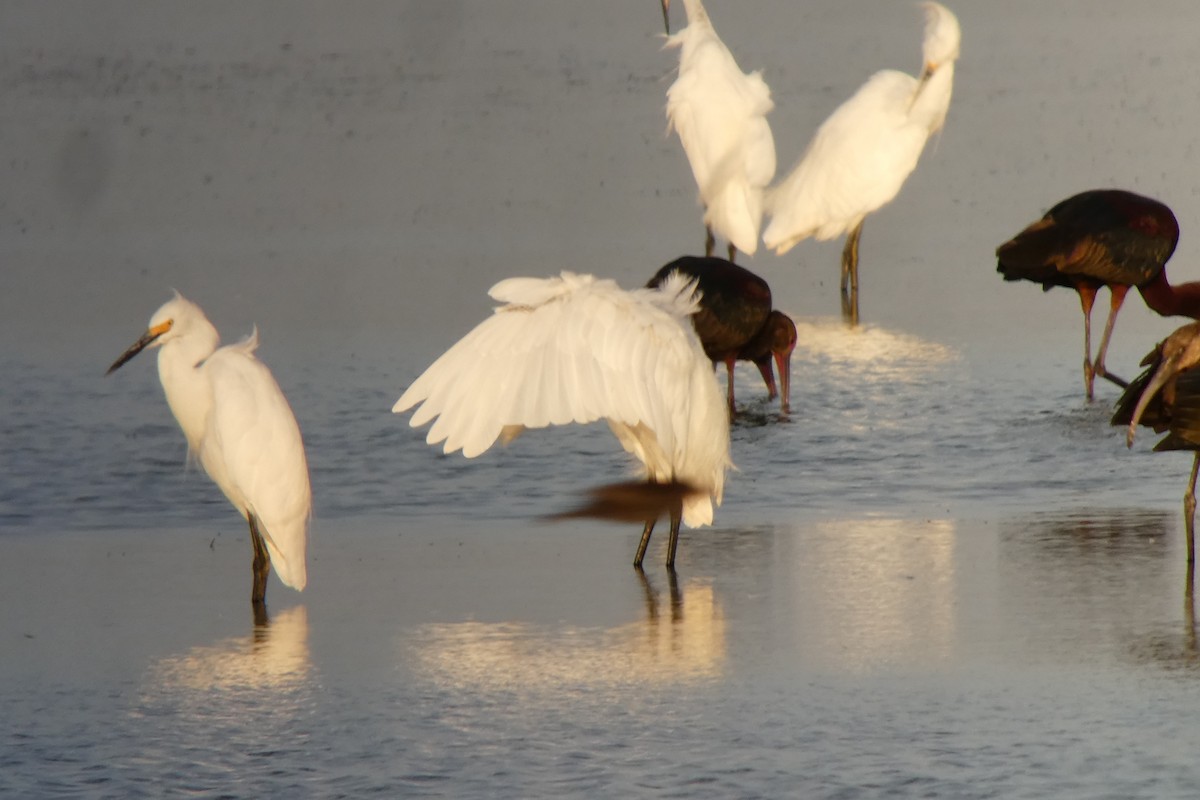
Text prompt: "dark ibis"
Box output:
[[996, 189, 1198, 400], [1113, 321, 1200, 564], [648, 255, 796, 415]]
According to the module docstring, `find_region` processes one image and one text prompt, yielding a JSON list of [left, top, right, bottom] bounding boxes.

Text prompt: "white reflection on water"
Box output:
[[792, 317, 959, 373], [143, 605, 312, 695], [409, 576, 725, 693], [783, 517, 961, 673]]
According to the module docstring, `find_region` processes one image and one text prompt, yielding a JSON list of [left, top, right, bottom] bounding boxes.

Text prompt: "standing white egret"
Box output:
[[762, 2, 960, 320], [107, 292, 311, 606], [661, 0, 776, 262], [393, 271, 732, 569]]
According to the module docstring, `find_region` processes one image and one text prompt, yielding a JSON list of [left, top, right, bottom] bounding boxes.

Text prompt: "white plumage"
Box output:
[[663, 0, 776, 260], [107, 293, 311, 602], [763, 2, 960, 306], [394, 271, 732, 566]]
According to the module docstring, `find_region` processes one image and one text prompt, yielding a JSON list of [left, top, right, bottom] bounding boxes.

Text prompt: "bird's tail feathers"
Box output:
[[648, 271, 703, 317]]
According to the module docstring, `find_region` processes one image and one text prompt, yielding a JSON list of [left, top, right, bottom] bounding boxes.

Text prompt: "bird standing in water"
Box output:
[[107, 293, 311, 607], [997, 189, 1193, 400], [647, 255, 795, 415], [660, 0, 776, 262], [394, 271, 732, 570], [1114, 322, 1200, 566], [762, 2, 960, 323]]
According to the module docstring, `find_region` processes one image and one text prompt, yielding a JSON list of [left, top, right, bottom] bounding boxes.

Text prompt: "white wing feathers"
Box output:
[[200, 333, 311, 591], [764, 70, 923, 253], [394, 272, 730, 527], [665, 23, 776, 256]]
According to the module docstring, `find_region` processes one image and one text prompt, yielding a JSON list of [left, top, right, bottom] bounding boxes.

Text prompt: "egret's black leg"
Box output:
[[248, 513, 271, 605], [665, 509, 683, 571], [704, 226, 716, 258], [841, 221, 863, 296], [634, 520, 655, 568]]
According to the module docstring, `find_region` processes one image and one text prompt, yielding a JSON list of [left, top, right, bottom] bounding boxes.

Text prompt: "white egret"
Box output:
[[393, 271, 732, 569], [107, 292, 311, 605], [762, 2, 961, 318], [661, 0, 776, 262]]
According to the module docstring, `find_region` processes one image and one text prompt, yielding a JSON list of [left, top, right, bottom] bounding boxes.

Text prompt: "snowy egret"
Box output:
[[106, 292, 311, 605], [762, 2, 960, 320], [1113, 322, 1200, 563], [661, 0, 776, 261], [647, 255, 795, 414], [997, 189, 1192, 400], [393, 271, 732, 569]]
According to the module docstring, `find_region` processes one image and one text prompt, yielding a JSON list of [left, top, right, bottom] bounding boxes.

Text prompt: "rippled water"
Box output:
[[7, 317, 1200, 798], [9, 0, 1200, 796]]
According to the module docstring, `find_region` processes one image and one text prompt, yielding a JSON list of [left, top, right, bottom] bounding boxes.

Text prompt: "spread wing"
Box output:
[[393, 271, 730, 520]]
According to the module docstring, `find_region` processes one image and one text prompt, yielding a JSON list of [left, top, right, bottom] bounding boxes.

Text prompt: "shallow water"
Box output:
[[7, 0, 1200, 796]]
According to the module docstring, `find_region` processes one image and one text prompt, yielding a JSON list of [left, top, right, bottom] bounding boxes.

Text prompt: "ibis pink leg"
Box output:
[[1091, 285, 1130, 390]]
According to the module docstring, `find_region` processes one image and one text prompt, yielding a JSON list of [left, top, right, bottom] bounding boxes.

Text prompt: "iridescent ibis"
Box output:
[[647, 255, 796, 415], [996, 189, 1200, 401], [1113, 321, 1200, 564]]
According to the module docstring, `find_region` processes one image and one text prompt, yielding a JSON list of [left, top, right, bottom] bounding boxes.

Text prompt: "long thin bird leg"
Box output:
[[840, 222, 863, 325], [726, 242, 737, 263], [723, 356, 737, 417], [1091, 285, 1130, 390], [634, 519, 656, 569], [704, 226, 716, 258], [841, 289, 860, 326], [841, 221, 863, 296], [248, 513, 271, 604], [665, 508, 683, 571], [1076, 285, 1098, 401], [1186, 453, 1199, 566]]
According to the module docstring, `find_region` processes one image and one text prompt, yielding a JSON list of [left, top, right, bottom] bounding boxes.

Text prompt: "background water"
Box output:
[[6, 0, 1200, 797]]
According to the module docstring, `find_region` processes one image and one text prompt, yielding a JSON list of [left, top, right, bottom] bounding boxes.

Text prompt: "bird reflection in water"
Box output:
[[409, 578, 726, 694], [144, 605, 312, 696]]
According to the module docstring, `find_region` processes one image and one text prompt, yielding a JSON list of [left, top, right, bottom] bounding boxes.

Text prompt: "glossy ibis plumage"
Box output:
[[998, 189, 1193, 400], [648, 255, 796, 415], [1114, 321, 1200, 564]]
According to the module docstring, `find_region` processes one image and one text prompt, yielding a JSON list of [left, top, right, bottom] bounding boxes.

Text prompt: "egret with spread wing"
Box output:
[[393, 271, 731, 569]]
